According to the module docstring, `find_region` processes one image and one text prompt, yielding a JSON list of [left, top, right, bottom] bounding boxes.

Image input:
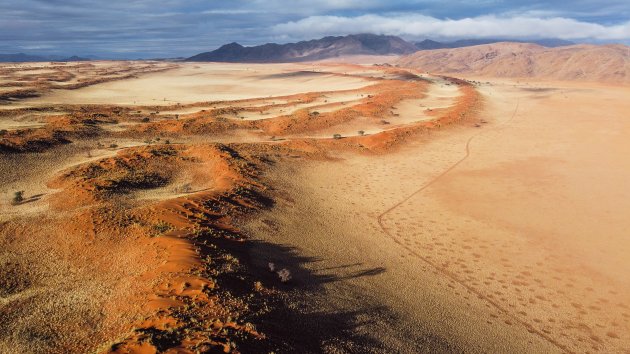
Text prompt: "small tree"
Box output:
[[12, 191, 24, 205], [358, 130, 365, 136], [333, 134, 342, 140]]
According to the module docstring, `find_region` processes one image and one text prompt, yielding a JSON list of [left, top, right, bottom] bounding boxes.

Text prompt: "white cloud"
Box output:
[[272, 14, 630, 41]]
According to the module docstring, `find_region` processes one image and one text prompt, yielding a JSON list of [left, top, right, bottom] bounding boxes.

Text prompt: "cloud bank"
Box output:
[[1, 1, 629, 57], [273, 14, 630, 41]]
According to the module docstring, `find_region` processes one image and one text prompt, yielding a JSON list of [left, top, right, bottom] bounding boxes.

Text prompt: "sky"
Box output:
[[1, 0, 629, 58]]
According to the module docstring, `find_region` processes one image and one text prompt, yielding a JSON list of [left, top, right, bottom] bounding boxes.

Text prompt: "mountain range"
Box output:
[[186, 34, 576, 63], [0, 53, 91, 63], [187, 34, 418, 62]]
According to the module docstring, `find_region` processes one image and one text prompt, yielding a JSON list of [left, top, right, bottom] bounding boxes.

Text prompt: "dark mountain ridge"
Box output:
[[187, 34, 418, 62], [188, 34, 576, 63]]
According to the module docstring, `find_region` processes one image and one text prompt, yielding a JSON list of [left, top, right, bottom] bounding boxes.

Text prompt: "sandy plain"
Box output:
[[245, 78, 630, 353], [0, 59, 628, 353], [26, 63, 372, 106]]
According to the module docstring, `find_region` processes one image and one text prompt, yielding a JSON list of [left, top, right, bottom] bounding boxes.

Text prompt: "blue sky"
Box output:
[[1, 0, 629, 58]]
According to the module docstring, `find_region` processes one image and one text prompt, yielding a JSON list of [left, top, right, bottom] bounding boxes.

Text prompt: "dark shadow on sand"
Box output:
[[199, 234, 393, 353]]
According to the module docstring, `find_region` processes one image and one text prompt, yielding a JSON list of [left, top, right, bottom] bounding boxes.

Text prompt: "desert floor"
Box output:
[[1, 61, 628, 353], [245, 79, 630, 353]]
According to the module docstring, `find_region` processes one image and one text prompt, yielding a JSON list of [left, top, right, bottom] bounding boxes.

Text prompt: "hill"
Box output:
[[397, 42, 630, 83], [187, 34, 418, 62]]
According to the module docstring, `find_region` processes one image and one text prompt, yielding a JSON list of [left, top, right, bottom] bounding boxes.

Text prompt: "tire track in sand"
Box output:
[[376, 99, 570, 353]]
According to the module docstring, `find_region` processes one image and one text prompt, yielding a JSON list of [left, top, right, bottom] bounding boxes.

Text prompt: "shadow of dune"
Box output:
[[246, 241, 387, 287], [233, 239, 392, 353], [196, 233, 392, 352]]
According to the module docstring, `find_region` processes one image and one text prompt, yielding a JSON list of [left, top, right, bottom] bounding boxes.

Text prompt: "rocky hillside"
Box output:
[[397, 42, 630, 83]]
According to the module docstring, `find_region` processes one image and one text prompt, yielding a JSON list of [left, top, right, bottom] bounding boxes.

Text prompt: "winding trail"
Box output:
[[375, 99, 570, 353]]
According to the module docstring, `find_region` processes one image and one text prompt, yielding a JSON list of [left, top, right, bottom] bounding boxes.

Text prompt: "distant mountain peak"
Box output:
[[222, 42, 243, 48]]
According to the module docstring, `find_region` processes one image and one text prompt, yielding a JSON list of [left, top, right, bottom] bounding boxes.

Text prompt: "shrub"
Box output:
[[358, 130, 365, 136], [254, 281, 264, 292], [141, 117, 150, 123], [333, 133, 342, 140], [277, 268, 292, 283], [152, 221, 173, 236], [11, 191, 24, 205], [109, 143, 118, 148]]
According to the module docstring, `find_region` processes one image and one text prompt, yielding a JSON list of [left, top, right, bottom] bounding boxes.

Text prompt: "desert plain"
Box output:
[[0, 58, 629, 353]]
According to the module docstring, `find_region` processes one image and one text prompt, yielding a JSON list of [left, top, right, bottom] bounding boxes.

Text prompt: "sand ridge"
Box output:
[[0, 61, 480, 352]]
